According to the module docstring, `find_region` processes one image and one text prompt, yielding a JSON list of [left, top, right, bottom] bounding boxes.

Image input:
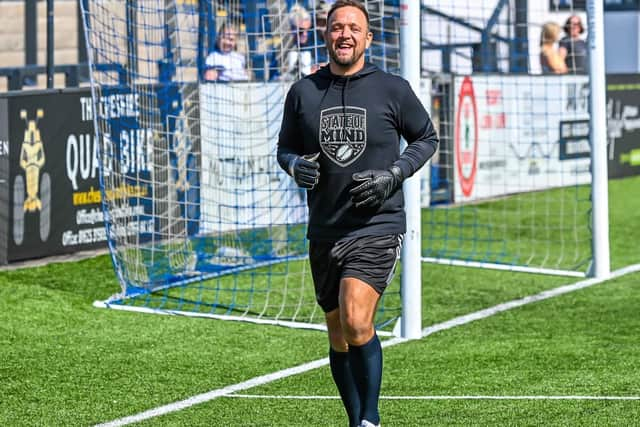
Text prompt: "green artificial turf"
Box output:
[[0, 176, 637, 426]]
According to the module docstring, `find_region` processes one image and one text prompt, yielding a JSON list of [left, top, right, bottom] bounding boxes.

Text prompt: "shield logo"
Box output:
[[319, 106, 366, 167]]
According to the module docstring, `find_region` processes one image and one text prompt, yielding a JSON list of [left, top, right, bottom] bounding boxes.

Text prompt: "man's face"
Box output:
[[325, 6, 372, 71], [293, 18, 311, 44]]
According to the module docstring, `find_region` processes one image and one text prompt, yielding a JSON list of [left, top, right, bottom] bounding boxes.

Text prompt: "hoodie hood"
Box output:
[[313, 62, 381, 121], [315, 62, 380, 84]]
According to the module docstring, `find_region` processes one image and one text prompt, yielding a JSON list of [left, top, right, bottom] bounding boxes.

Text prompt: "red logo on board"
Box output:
[[455, 76, 479, 197]]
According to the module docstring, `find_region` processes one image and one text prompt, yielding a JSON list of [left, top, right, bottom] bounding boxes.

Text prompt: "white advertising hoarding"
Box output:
[[199, 83, 307, 233], [453, 75, 591, 203]]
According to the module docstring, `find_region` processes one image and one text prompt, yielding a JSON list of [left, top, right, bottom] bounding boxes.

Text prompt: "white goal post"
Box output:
[[586, 0, 610, 279]]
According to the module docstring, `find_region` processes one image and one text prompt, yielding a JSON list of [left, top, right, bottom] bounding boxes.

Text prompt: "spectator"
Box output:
[[204, 22, 250, 82], [539, 22, 567, 74], [559, 15, 588, 74], [278, 4, 314, 80]]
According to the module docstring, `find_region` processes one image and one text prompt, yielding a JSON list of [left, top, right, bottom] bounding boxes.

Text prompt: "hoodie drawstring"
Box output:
[[319, 78, 334, 109], [342, 76, 350, 134]]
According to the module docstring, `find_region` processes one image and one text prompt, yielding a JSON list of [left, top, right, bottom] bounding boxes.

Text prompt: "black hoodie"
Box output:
[[277, 63, 438, 241]]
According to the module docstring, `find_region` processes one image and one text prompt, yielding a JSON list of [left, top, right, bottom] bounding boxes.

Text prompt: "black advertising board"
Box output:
[[3, 88, 107, 262], [607, 74, 640, 179], [0, 85, 197, 264]]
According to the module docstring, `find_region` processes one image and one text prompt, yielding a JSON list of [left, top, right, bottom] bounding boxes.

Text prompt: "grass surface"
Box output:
[[0, 176, 638, 426], [424, 184, 593, 271]]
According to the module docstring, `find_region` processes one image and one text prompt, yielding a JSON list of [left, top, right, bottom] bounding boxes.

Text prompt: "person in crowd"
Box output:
[[540, 22, 568, 74], [559, 14, 588, 74], [204, 22, 250, 82], [278, 3, 314, 80]]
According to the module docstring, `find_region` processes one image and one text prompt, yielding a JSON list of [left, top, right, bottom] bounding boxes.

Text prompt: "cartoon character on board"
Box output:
[[14, 109, 51, 245]]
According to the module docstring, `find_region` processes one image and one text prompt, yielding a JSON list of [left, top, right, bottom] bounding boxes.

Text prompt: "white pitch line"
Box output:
[[420, 263, 640, 338], [95, 263, 640, 427], [227, 394, 640, 401]]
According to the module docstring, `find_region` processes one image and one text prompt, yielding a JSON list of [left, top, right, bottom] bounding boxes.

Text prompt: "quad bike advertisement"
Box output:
[[0, 86, 193, 265], [0, 89, 104, 263]]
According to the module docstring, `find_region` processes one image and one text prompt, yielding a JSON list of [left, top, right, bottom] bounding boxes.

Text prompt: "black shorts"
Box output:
[[309, 234, 403, 313]]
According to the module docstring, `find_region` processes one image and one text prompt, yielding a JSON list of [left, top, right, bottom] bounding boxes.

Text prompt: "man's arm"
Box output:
[[349, 80, 439, 208], [277, 89, 302, 172], [276, 87, 321, 189], [394, 79, 439, 179]]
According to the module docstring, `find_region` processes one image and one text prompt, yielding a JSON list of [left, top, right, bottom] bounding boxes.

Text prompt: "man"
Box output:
[[281, 4, 314, 80], [559, 15, 588, 74], [277, 1, 438, 426]]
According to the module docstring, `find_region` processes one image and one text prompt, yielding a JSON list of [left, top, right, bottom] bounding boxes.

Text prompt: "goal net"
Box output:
[[421, 0, 596, 277], [82, 0, 605, 334], [81, 0, 403, 330]]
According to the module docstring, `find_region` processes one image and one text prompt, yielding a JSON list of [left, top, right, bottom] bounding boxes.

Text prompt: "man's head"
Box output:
[[326, 0, 370, 31], [289, 4, 312, 45], [324, 0, 373, 75]]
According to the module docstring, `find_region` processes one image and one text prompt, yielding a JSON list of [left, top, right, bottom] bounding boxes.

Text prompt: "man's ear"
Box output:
[[365, 31, 373, 49]]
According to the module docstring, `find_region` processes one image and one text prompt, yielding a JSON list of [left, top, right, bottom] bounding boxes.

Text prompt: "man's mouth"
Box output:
[[336, 44, 353, 55]]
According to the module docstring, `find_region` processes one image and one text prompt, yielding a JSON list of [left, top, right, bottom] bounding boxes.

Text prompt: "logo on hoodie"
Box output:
[[319, 106, 366, 167]]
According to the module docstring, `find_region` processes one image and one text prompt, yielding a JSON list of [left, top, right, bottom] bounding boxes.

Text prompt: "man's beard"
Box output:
[[329, 48, 364, 67]]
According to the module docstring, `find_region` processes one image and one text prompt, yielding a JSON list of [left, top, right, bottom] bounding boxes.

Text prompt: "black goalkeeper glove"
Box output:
[[349, 165, 404, 208], [288, 152, 320, 189]]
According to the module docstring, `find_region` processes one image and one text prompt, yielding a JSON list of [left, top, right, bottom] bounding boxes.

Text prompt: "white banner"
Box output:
[[452, 75, 592, 203], [199, 82, 307, 233]]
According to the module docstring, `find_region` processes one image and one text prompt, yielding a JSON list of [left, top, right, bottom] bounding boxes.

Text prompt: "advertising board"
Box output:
[[452, 75, 592, 203], [607, 74, 640, 178]]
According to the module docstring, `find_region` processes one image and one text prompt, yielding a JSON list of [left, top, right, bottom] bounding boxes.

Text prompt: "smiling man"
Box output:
[[276, 2, 439, 426]]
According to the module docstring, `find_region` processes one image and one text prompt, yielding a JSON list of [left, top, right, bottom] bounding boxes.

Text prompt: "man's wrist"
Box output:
[[388, 164, 404, 189], [287, 155, 299, 177]]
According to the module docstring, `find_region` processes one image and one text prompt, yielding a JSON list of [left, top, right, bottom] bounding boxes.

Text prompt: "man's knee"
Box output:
[[339, 277, 378, 345], [326, 309, 349, 352], [340, 309, 374, 345]]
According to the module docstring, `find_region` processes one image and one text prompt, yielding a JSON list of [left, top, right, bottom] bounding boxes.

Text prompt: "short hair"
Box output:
[[326, 0, 370, 30], [563, 15, 584, 35], [289, 4, 311, 29]]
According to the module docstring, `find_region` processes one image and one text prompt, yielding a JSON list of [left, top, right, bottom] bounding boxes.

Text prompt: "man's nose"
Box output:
[[339, 27, 352, 37]]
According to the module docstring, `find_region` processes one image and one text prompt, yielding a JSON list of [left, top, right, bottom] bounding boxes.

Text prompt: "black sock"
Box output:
[[348, 333, 382, 425], [329, 348, 361, 427]]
